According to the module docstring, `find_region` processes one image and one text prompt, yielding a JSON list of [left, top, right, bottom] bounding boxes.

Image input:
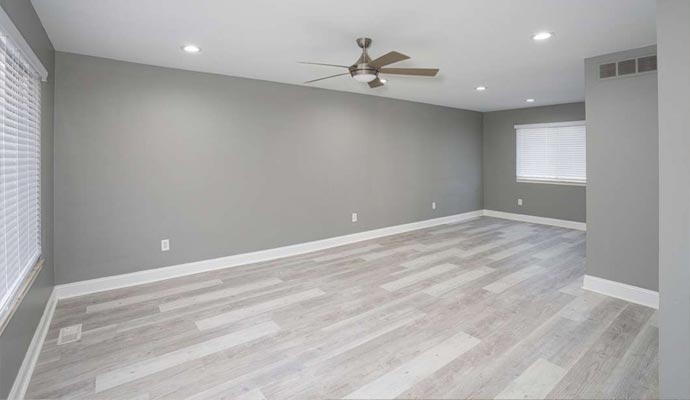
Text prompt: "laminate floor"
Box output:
[[26, 217, 658, 399]]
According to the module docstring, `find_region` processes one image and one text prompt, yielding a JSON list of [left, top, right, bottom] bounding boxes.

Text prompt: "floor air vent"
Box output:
[[599, 55, 656, 79], [58, 324, 82, 345]]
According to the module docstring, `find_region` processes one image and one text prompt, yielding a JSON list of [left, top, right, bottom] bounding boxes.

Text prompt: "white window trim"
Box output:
[[516, 178, 586, 187], [514, 120, 586, 130], [0, 259, 43, 333], [0, 6, 46, 334], [0, 7, 48, 81], [515, 120, 587, 187]]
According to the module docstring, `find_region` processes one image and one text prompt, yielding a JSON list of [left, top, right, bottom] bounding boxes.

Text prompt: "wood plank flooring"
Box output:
[[25, 217, 658, 399]]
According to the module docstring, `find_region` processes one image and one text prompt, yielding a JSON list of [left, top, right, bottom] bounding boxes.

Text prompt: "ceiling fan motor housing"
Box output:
[[351, 37, 377, 82], [350, 63, 378, 82]]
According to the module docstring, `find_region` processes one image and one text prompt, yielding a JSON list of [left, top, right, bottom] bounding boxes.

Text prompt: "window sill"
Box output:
[[516, 179, 586, 187], [0, 257, 44, 335]]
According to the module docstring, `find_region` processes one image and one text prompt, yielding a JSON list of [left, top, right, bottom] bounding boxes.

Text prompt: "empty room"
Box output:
[[0, 0, 688, 399]]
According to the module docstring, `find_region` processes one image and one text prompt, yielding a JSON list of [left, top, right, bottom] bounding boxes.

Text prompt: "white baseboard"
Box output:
[[53, 209, 586, 300], [583, 275, 659, 309], [8, 289, 57, 400], [54, 210, 484, 299], [482, 210, 586, 231]]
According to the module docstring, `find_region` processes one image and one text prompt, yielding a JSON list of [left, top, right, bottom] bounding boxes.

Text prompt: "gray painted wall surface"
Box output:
[[0, 0, 54, 397], [53, 52, 483, 284], [657, 1, 690, 397], [482, 103, 586, 222], [585, 46, 658, 291]]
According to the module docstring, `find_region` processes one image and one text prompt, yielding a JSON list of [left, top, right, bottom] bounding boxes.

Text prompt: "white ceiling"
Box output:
[[32, 0, 656, 112]]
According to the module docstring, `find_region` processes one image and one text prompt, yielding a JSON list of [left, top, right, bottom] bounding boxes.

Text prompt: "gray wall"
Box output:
[[0, 0, 54, 397], [482, 103, 586, 222], [657, 0, 690, 397], [53, 52, 483, 284], [585, 46, 658, 291]]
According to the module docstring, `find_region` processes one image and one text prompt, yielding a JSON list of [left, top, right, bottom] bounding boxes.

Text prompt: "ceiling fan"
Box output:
[[300, 37, 439, 88]]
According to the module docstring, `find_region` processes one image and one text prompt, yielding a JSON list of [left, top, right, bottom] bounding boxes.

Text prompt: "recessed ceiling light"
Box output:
[[182, 44, 201, 53], [526, 98, 536, 103], [379, 79, 387, 83], [475, 86, 487, 91], [532, 31, 553, 41]]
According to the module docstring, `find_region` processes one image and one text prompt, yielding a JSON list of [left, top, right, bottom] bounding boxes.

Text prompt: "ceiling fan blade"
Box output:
[[369, 51, 410, 68], [304, 72, 350, 84], [298, 62, 350, 68], [368, 78, 384, 88], [379, 68, 439, 76]]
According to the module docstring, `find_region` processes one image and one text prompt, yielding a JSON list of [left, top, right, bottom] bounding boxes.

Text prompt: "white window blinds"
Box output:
[[515, 121, 586, 185], [0, 29, 42, 315]]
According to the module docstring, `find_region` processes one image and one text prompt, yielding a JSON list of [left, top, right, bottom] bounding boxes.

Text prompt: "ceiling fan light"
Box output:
[[353, 73, 377, 83]]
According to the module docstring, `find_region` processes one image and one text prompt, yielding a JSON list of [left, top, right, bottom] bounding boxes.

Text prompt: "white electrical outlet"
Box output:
[[432, 201, 436, 210], [517, 198, 523, 206], [161, 239, 170, 251], [351, 213, 358, 223]]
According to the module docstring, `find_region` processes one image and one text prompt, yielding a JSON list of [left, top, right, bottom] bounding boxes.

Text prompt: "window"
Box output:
[[515, 121, 586, 185], [0, 9, 46, 323]]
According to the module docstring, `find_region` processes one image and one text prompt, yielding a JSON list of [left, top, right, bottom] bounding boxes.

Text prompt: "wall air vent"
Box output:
[[637, 55, 657, 73], [599, 63, 617, 79], [599, 55, 657, 79], [617, 59, 637, 75]]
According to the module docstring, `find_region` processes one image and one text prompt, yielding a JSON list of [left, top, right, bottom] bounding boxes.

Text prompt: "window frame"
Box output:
[[0, 7, 47, 334], [514, 120, 587, 187]]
